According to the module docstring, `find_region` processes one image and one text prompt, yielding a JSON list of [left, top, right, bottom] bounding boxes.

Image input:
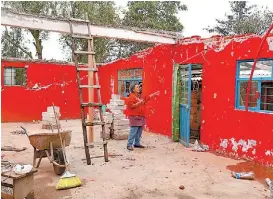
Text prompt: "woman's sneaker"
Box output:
[[127, 146, 134, 151]]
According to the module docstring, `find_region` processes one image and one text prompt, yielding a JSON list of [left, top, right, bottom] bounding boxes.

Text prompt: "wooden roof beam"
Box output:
[[1, 8, 177, 44]]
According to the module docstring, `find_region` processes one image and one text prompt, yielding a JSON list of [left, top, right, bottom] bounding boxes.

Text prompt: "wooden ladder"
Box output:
[[69, 19, 108, 165]]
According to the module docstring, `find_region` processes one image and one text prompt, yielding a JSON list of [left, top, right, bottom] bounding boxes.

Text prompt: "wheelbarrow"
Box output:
[[21, 126, 72, 175]]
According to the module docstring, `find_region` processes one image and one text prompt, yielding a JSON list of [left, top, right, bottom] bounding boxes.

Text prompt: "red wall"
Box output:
[[2, 34, 273, 165], [1, 60, 90, 122], [98, 35, 273, 166]]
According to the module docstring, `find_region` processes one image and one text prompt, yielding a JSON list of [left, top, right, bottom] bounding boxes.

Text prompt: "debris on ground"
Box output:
[[179, 185, 185, 190], [10, 130, 25, 135], [266, 178, 272, 187], [192, 140, 209, 152], [1, 146, 27, 152], [231, 171, 255, 180], [266, 178, 273, 198]]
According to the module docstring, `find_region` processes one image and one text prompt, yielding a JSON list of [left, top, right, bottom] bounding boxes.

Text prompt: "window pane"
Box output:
[[4, 76, 12, 85], [3, 67, 26, 86], [238, 81, 258, 107], [14, 68, 26, 85], [239, 60, 272, 78], [261, 81, 273, 111], [4, 68, 12, 75]]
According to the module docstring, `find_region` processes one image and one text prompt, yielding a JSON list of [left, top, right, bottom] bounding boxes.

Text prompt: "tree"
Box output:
[[206, 1, 273, 36], [2, 1, 60, 59], [116, 1, 187, 58], [1, 27, 32, 59], [58, 1, 120, 63]]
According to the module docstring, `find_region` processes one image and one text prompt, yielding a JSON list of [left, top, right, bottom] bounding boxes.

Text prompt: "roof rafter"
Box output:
[[1, 8, 178, 44]]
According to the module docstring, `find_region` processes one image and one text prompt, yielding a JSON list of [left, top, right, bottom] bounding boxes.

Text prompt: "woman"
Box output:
[[126, 84, 159, 151]]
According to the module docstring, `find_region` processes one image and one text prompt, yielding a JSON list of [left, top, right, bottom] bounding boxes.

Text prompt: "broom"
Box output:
[[52, 104, 82, 190]]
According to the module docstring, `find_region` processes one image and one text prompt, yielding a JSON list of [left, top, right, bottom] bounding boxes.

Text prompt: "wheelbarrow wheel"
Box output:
[[53, 148, 66, 175]]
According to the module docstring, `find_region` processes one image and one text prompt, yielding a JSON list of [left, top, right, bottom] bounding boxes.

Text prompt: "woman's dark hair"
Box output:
[[130, 83, 138, 93]]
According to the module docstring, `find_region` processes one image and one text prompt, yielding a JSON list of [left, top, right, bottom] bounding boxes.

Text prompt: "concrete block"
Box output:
[[111, 110, 122, 114], [110, 99, 125, 105], [108, 105, 126, 110], [113, 119, 129, 126], [111, 94, 120, 100], [112, 131, 129, 140], [113, 114, 126, 120], [113, 124, 129, 130], [47, 106, 60, 113], [115, 128, 130, 134]]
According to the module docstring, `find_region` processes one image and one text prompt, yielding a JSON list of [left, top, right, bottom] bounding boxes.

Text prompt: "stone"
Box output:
[[111, 110, 122, 114], [46, 106, 60, 113], [111, 94, 120, 100], [112, 132, 129, 140], [113, 119, 129, 126], [110, 99, 125, 105], [115, 128, 130, 134], [113, 114, 126, 120], [113, 125, 129, 130], [108, 105, 126, 110]]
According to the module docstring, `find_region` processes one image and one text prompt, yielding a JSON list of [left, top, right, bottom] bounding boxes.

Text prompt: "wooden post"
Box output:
[[88, 39, 94, 145]]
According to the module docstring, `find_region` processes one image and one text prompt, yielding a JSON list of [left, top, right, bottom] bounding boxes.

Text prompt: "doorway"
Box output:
[[172, 64, 202, 147]]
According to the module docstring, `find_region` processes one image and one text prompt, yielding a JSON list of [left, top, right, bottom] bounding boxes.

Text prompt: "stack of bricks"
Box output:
[[107, 94, 130, 140], [42, 106, 61, 130]]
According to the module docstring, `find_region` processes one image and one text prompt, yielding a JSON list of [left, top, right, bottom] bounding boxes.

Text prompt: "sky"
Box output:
[[2, 0, 273, 61]]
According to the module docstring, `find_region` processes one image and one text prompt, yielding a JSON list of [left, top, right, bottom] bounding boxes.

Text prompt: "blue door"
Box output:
[[179, 64, 192, 147]]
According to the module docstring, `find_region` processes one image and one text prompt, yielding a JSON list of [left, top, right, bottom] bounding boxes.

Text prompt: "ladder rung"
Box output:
[[77, 68, 98, 72], [81, 102, 103, 107], [74, 51, 95, 55], [84, 121, 105, 126], [79, 85, 101, 89], [71, 34, 93, 40]]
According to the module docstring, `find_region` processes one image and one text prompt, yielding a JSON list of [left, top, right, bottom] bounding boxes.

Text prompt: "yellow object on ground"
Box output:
[[56, 171, 82, 190]]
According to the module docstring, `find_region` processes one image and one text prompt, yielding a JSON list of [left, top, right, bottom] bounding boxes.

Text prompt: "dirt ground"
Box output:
[[1, 119, 271, 199]]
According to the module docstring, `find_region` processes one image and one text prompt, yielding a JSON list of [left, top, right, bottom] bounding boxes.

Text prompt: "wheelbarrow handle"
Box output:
[[20, 126, 29, 138]]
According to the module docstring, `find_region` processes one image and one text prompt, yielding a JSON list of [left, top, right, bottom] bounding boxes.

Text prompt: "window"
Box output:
[[236, 59, 273, 112], [118, 68, 142, 97], [4, 67, 27, 86]]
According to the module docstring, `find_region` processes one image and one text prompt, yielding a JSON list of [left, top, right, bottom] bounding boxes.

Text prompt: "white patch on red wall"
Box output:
[[220, 138, 257, 153], [265, 150, 273, 156], [220, 139, 228, 148]]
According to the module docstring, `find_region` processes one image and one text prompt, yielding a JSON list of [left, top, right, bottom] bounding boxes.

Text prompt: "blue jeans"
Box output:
[[127, 126, 143, 147]]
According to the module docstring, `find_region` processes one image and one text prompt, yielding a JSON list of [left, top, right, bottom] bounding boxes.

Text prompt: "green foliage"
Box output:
[[206, 1, 273, 36], [117, 1, 187, 58], [58, 1, 120, 63], [2, 1, 186, 62], [1, 27, 32, 59], [2, 1, 59, 59]]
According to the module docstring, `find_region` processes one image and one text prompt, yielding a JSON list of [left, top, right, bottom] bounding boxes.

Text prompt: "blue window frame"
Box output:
[[118, 68, 142, 97], [235, 58, 273, 113]]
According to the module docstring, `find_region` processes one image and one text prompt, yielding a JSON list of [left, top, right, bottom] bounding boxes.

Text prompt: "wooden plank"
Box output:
[[1, 8, 177, 44], [87, 37, 94, 144], [1, 169, 37, 180]]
